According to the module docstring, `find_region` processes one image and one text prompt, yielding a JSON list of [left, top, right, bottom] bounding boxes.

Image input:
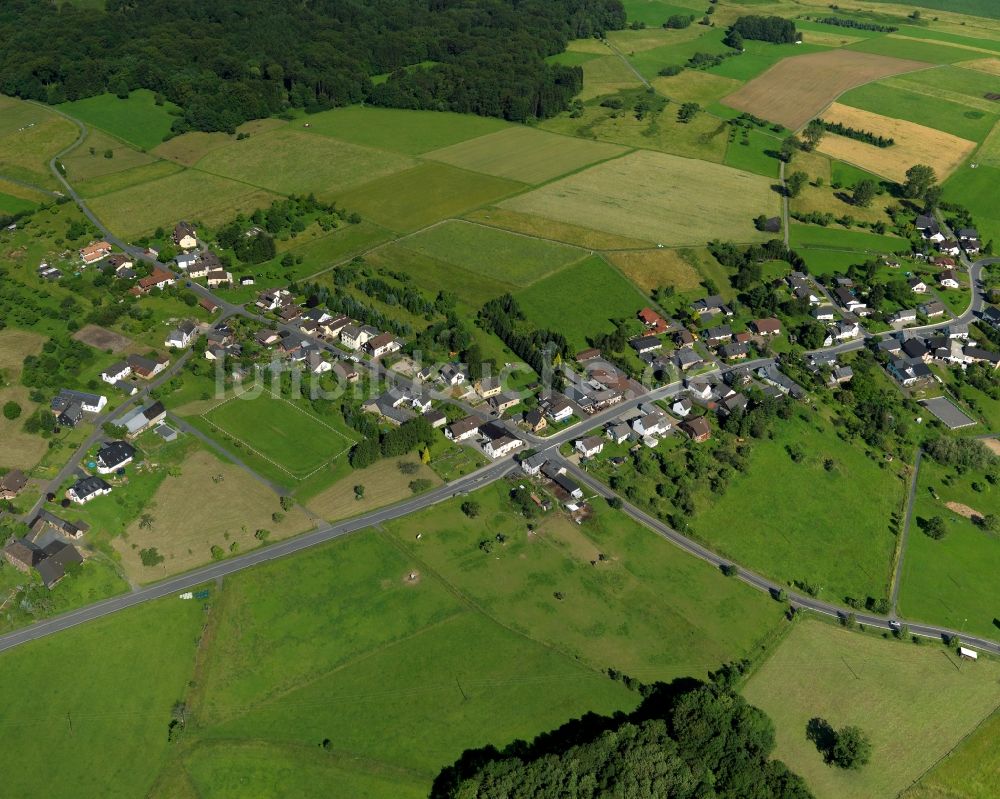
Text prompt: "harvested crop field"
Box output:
[[426, 126, 627, 185], [465, 208, 654, 250], [607, 248, 704, 293], [721, 50, 930, 130], [959, 57, 1000, 76], [501, 149, 778, 246], [816, 103, 976, 181]]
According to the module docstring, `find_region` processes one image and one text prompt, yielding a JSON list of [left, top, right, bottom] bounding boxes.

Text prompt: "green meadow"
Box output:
[[59, 89, 180, 150]]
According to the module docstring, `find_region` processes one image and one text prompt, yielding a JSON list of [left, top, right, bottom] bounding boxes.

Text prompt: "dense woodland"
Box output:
[[0, 0, 625, 133]]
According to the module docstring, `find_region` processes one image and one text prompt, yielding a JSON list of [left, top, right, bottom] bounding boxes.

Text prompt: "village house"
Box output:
[[484, 435, 523, 459], [255, 329, 281, 347], [825, 320, 861, 344], [0, 469, 28, 500], [333, 361, 359, 383], [255, 288, 293, 312], [932, 255, 956, 268], [424, 409, 447, 429], [686, 379, 713, 401], [363, 391, 416, 426], [888, 357, 934, 387], [680, 416, 711, 442], [30, 509, 88, 541], [605, 422, 632, 444], [939, 240, 962, 257], [543, 394, 574, 422], [80, 241, 111, 265], [37, 262, 61, 281], [128, 353, 169, 379], [173, 221, 197, 250], [674, 329, 695, 348], [630, 335, 662, 355], [576, 348, 601, 363], [164, 320, 198, 349], [915, 215, 944, 243], [52, 389, 106, 416], [907, 277, 928, 294], [96, 441, 136, 474], [119, 401, 166, 438], [675, 348, 702, 372], [66, 475, 112, 505], [131, 267, 176, 296], [3, 538, 84, 589], [340, 324, 376, 350], [964, 346, 1000, 369], [811, 305, 836, 322], [475, 377, 503, 399], [175, 252, 199, 272], [834, 287, 866, 314], [520, 452, 548, 476], [638, 307, 669, 334], [756, 364, 806, 399], [718, 392, 748, 416], [490, 391, 520, 415], [671, 397, 692, 417], [541, 462, 584, 500], [366, 332, 401, 359], [751, 318, 781, 337], [205, 269, 233, 288], [691, 295, 733, 318], [719, 342, 749, 361], [439, 363, 467, 386], [305, 351, 332, 375], [445, 416, 482, 442], [100, 360, 132, 384], [704, 325, 732, 345], [632, 410, 671, 437], [888, 308, 918, 326], [919, 300, 947, 319], [575, 436, 605, 459], [320, 315, 351, 339], [939, 270, 960, 289], [200, 297, 220, 314]]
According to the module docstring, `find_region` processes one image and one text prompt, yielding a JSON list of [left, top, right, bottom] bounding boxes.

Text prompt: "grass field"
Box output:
[[516, 255, 650, 349], [579, 54, 644, 100], [426, 126, 628, 185], [74, 159, 185, 198], [847, 34, 987, 64], [791, 183, 893, 229], [607, 247, 706, 293], [150, 119, 287, 167], [960, 56, 1000, 75], [115, 449, 313, 582], [838, 81, 999, 141], [724, 127, 782, 178], [194, 127, 416, 197], [200, 389, 355, 481], [694, 412, 903, 604], [87, 168, 280, 237], [59, 89, 179, 150], [397, 219, 587, 287], [890, 65, 1000, 112], [943, 164, 1000, 248], [60, 128, 159, 182], [976, 119, 1000, 168], [904, 708, 1000, 799], [335, 162, 523, 233], [300, 106, 510, 155], [707, 41, 833, 82], [0, 95, 78, 188], [651, 69, 742, 105], [502, 149, 779, 246], [744, 619, 1000, 799], [623, 28, 733, 81], [465, 208, 654, 250], [621, 0, 704, 27], [898, 458, 1000, 639], [0, 190, 38, 214], [721, 50, 929, 130], [859, 0, 1000, 20], [817, 103, 977, 182], [0, 329, 48, 471], [790, 223, 907, 254], [305, 456, 442, 521]]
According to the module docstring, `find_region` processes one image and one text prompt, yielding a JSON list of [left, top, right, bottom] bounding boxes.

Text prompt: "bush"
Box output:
[[460, 500, 481, 518], [2, 400, 21, 420], [139, 547, 164, 567]]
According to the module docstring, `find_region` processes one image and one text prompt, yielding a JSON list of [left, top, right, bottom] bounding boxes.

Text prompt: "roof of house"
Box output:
[[523, 408, 545, 426], [52, 389, 104, 411], [753, 317, 781, 334], [70, 475, 111, 499], [35, 541, 83, 588], [3, 539, 43, 568], [447, 416, 482, 438], [97, 440, 136, 469], [578, 435, 604, 451], [102, 360, 130, 377], [0, 469, 28, 494], [681, 416, 711, 438], [630, 335, 662, 351], [367, 332, 396, 349], [704, 325, 732, 340]]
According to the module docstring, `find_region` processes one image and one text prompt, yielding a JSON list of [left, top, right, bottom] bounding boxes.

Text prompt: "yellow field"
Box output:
[[817, 103, 977, 181], [958, 57, 1000, 76], [88, 169, 281, 238], [607, 248, 703, 293], [60, 128, 159, 182], [305, 457, 442, 521], [151, 118, 287, 167], [802, 30, 866, 48], [464, 208, 654, 249], [0, 177, 50, 204], [426, 126, 628, 185], [116, 449, 313, 582], [501, 149, 778, 246], [607, 24, 710, 54], [0, 329, 48, 471], [579, 55, 644, 101], [722, 50, 929, 130], [791, 183, 892, 226], [652, 70, 742, 105]]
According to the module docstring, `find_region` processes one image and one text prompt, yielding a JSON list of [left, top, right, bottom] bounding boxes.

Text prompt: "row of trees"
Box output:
[[814, 16, 897, 32], [818, 119, 895, 148], [728, 15, 799, 45], [0, 0, 626, 133]]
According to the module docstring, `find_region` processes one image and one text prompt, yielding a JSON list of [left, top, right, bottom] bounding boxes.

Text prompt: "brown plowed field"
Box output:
[[722, 50, 930, 130]]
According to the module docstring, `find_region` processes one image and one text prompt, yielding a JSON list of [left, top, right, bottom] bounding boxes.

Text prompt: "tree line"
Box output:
[[0, 0, 626, 134], [814, 16, 897, 32], [818, 119, 895, 148]]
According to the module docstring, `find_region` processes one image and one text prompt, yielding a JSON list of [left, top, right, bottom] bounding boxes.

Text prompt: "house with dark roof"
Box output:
[[0, 469, 28, 500], [630, 335, 662, 354], [67, 476, 112, 505], [523, 408, 547, 433], [29, 509, 88, 540], [35, 541, 84, 589], [173, 221, 197, 249], [52, 389, 106, 415], [751, 318, 781, 336], [704, 325, 732, 345], [127, 353, 169, 379], [680, 416, 711, 442], [445, 416, 482, 442], [96, 441, 136, 474]]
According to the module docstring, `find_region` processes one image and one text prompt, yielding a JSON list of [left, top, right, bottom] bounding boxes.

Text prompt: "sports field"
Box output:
[[335, 162, 523, 233], [87, 168, 280, 237], [116, 449, 313, 581], [721, 50, 929, 130], [426, 126, 628, 184], [516, 255, 649, 349], [501, 149, 778, 245], [397, 219, 587, 286], [59, 89, 178, 150], [201, 389, 355, 481], [300, 105, 510, 155], [816, 103, 977, 182], [194, 127, 416, 197], [744, 619, 1000, 799], [898, 458, 1000, 639]]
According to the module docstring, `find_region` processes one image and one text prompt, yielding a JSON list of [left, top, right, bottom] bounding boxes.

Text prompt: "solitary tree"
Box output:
[[802, 119, 825, 151], [902, 164, 937, 201], [831, 725, 872, 770], [786, 171, 808, 198], [2, 400, 21, 420], [923, 515, 946, 540], [852, 179, 877, 208]]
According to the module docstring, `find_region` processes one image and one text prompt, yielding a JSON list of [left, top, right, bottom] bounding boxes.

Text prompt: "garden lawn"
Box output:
[[335, 162, 524, 233], [397, 219, 587, 287], [898, 457, 1000, 639], [300, 105, 510, 155], [744, 619, 1000, 799], [694, 413, 903, 605], [426, 126, 628, 185], [59, 89, 179, 150], [200, 390, 355, 481], [516, 255, 653, 350]]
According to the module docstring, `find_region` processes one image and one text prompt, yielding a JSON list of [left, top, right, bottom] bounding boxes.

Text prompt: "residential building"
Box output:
[[101, 360, 131, 384], [575, 436, 605, 458], [80, 240, 111, 265], [445, 416, 482, 442], [0, 469, 28, 500], [888, 308, 918, 326], [490, 391, 520, 415], [119, 401, 166, 438], [66, 475, 112, 505], [523, 408, 547, 433], [680, 416, 711, 442], [173, 221, 197, 250], [756, 364, 806, 399], [484, 435, 523, 459], [205, 269, 233, 288], [752, 318, 781, 336], [630, 335, 662, 354], [520, 452, 548, 476], [543, 395, 574, 422], [96, 441, 136, 473], [632, 411, 670, 437], [811, 305, 836, 322], [919, 300, 947, 318], [366, 332, 401, 358], [907, 277, 928, 294], [51, 389, 106, 415], [672, 397, 692, 417], [127, 353, 169, 379], [475, 378, 503, 399], [637, 307, 669, 334], [605, 422, 631, 444], [164, 320, 197, 349], [340, 324, 376, 350], [440, 364, 466, 386], [939, 270, 960, 289]]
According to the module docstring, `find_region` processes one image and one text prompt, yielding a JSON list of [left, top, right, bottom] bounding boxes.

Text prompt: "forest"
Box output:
[[0, 0, 626, 134]]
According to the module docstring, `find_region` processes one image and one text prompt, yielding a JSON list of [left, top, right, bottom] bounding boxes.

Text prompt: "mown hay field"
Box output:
[[116, 449, 313, 582], [0, 329, 48, 471], [721, 50, 930, 130], [817, 103, 977, 182], [59, 89, 178, 150], [0, 95, 78, 188], [60, 128, 159, 182], [193, 127, 416, 197], [427, 126, 628, 185], [958, 56, 1000, 75], [501, 149, 778, 246], [579, 55, 644, 100], [744, 620, 1000, 799], [975, 119, 1000, 167], [652, 69, 742, 105], [87, 168, 281, 237], [335, 162, 524, 233], [465, 207, 655, 249], [75, 160, 185, 198], [607, 247, 705, 293], [398, 219, 587, 286], [305, 456, 442, 521], [151, 118, 286, 167], [904, 709, 1000, 799]]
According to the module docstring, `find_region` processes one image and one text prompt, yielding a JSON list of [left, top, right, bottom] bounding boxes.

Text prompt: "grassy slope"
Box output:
[[59, 89, 180, 150]]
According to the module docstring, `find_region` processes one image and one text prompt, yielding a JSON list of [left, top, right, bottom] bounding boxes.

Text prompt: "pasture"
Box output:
[[299, 105, 509, 155], [607, 247, 706, 293], [0, 329, 48, 470], [501, 149, 778, 246], [724, 128, 782, 177], [651, 69, 742, 106], [60, 128, 159, 182], [151, 119, 287, 167], [579, 55, 644, 100], [115, 449, 313, 582], [694, 412, 903, 605], [59, 89, 178, 150], [335, 162, 523, 233], [465, 207, 655, 250], [0, 95, 78, 188], [426, 126, 628, 185], [200, 389, 355, 481], [87, 168, 280, 237], [305, 456, 442, 521], [707, 41, 833, 82], [817, 103, 977, 182], [397, 219, 586, 287], [720, 50, 929, 130], [943, 164, 1000, 248], [891, 65, 1000, 113], [515, 255, 650, 349], [74, 159, 185, 198], [960, 56, 1000, 75], [838, 81, 999, 141], [898, 458, 1000, 640], [620, 0, 704, 27], [847, 34, 985, 64], [744, 619, 1000, 799], [193, 127, 416, 197], [0, 190, 38, 215], [976, 119, 1000, 167], [904, 709, 1000, 799]]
